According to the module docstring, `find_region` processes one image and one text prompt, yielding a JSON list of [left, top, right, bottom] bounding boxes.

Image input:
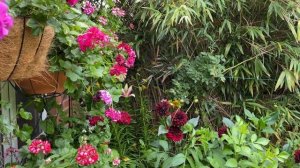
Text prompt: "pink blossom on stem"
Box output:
[[28, 139, 52, 155], [113, 158, 121, 166], [112, 7, 125, 17], [76, 144, 99, 166], [105, 108, 121, 122], [98, 16, 107, 25], [0, 1, 13, 40], [82, 1, 95, 15], [110, 64, 128, 76]]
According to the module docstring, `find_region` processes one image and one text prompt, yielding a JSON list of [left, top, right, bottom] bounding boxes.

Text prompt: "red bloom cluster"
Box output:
[[110, 42, 136, 77], [89, 116, 104, 126], [117, 111, 131, 125], [166, 126, 184, 142], [76, 144, 99, 166], [218, 125, 228, 138], [77, 27, 110, 52], [28, 139, 52, 155], [294, 149, 300, 163], [105, 108, 132, 125], [66, 0, 78, 6], [171, 110, 188, 127], [155, 99, 171, 117]]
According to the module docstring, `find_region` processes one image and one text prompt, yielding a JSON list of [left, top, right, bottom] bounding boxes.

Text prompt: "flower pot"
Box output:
[[15, 71, 67, 95], [0, 18, 55, 81]]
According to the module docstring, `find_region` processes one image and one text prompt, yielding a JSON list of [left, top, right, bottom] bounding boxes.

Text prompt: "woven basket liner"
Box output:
[[15, 71, 66, 95], [0, 18, 55, 81]]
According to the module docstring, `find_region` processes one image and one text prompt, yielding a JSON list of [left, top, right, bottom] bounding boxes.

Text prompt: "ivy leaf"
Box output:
[[19, 108, 32, 120]]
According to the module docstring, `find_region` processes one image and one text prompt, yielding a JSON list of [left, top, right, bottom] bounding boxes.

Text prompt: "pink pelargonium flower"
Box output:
[[115, 54, 126, 65], [98, 16, 107, 25], [66, 0, 78, 6], [113, 158, 121, 166], [0, 1, 13, 40], [105, 108, 121, 122], [77, 27, 110, 52], [82, 1, 95, 15], [99, 90, 112, 105], [76, 144, 99, 166], [110, 64, 128, 76], [28, 139, 52, 155], [112, 7, 125, 17]]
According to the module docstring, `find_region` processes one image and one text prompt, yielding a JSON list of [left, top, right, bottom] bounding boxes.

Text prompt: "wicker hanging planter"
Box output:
[[15, 71, 67, 95], [0, 18, 55, 81]]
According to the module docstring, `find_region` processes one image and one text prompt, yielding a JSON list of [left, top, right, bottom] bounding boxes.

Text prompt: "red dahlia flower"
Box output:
[[89, 116, 104, 126], [166, 126, 184, 142], [76, 144, 99, 166], [294, 149, 300, 163], [28, 139, 52, 155], [171, 110, 188, 127], [218, 125, 228, 138], [117, 111, 131, 125], [155, 99, 171, 117]]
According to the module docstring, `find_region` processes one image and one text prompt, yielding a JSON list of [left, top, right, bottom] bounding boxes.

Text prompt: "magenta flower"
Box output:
[[112, 7, 125, 17], [66, 0, 78, 6], [82, 1, 95, 15], [99, 90, 112, 105], [112, 158, 121, 166], [77, 27, 110, 52], [109, 64, 128, 76], [98, 16, 107, 25], [115, 54, 126, 65], [105, 108, 121, 122], [0, 1, 13, 40]]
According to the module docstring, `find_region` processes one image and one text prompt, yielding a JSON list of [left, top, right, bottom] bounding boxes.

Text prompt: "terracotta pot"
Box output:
[[0, 18, 55, 81], [15, 71, 67, 95]]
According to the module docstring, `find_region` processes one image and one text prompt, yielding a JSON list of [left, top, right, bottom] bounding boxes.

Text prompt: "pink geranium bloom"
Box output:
[[76, 144, 99, 166], [110, 64, 128, 76], [113, 158, 121, 166], [82, 1, 95, 15], [112, 7, 125, 17], [0, 1, 13, 40], [28, 139, 52, 155], [115, 54, 126, 65], [77, 27, 110, 52], [66, 0, 78, 6]]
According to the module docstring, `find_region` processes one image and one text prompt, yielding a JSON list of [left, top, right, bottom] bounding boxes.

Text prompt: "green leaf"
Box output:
[[40, 119, 55, 134], [162, 153, 186, 168], [255, 138, 269, 146], [225, 158, 237, 167], [222, 117, 234, 128], [159, 140, 169, 152]]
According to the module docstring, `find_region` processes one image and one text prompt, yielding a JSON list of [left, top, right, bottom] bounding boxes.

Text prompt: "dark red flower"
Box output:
[[218, 125, 228, 138], [166, 126, 183, 142], [155, 99, 170, 117], [171, 110, 188, 127], [117, 111, 131, 125], [109, 64, 128, 76], [115, 54, 126, 65], [294, 149, 300, 163], [89, 116, 104, 126]]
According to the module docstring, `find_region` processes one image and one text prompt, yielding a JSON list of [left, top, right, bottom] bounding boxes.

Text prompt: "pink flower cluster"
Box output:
[[105, 108, 131, 125], [98, 16, 107, 25], [82, 1, 95, 15], [0, 0, 13, 40], [28, 139, 52, 155], [93, 90, 112, 105], [66, 0, 78, 6], [77, 27, 110, 52], [112, 7, 125, 17], [76, 144, 99, 166], [113, 158, 121, 166], [110, 42, 136, 77]]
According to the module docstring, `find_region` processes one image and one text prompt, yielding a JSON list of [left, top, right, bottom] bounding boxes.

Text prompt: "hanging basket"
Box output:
[[15, 71, 67, 95], [0, 18, 55, 81]]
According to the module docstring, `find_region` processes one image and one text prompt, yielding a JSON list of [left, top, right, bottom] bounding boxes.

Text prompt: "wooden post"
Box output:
[[0, 82, 18, 165]]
